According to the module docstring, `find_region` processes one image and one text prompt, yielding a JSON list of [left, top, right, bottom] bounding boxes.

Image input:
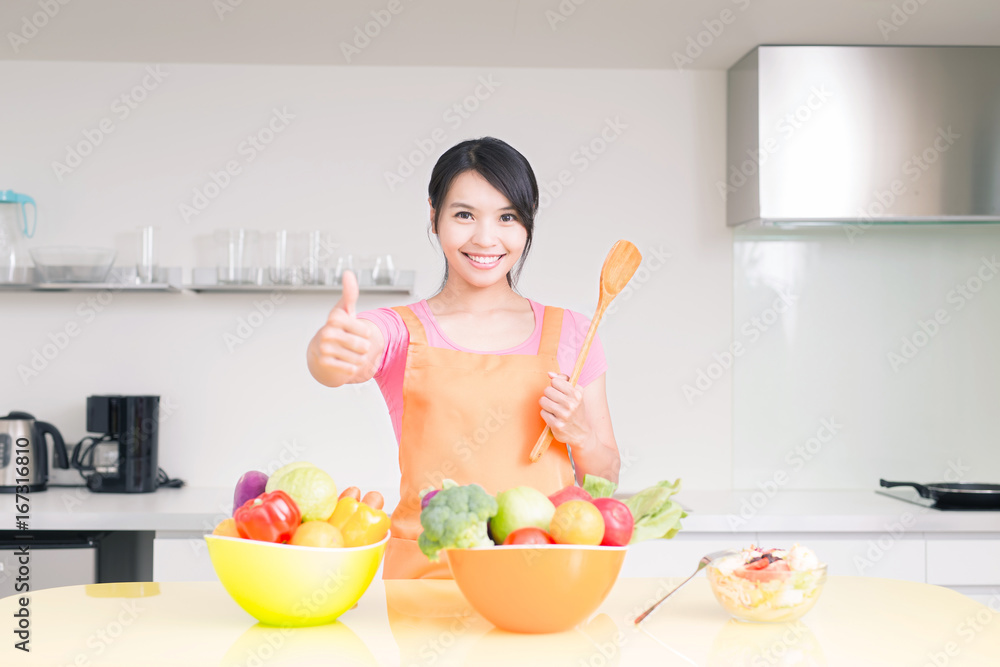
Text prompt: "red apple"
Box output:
[[548, 485, 593, 507], [591, 497, 634, 546]]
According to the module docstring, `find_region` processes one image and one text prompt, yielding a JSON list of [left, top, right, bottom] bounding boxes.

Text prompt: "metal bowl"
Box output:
[[29, 247, 116, 283]]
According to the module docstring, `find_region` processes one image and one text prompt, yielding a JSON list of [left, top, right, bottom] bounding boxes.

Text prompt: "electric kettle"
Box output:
[[0, 190, 37, 284], [0, 411, 69, 492]]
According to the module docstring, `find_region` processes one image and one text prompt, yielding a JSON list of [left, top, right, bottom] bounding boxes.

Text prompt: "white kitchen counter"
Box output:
[[2, 486, 997, 534]]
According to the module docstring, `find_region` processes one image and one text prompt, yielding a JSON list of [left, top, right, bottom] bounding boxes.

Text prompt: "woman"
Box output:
[[307, 137, 620, 579]]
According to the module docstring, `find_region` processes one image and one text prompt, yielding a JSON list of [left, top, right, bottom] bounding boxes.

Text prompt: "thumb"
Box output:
[[336, 270, 359, 317]]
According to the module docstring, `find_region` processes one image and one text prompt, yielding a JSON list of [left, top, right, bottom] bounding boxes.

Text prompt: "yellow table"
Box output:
[[1, 577, 998, 666]]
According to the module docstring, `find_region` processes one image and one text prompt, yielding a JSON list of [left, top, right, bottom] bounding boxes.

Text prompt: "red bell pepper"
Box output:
[[234, 490, 301, 543]]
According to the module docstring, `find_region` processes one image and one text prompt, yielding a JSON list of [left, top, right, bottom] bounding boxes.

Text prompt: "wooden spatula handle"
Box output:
[[529, 300, 606, 463], [530, 426, 556, 464]]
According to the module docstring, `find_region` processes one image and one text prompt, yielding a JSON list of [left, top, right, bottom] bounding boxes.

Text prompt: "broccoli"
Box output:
[[417, 482, 499, 561]]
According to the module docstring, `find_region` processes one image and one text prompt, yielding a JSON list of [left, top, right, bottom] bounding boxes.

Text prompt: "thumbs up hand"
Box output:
[[306, 270, 382, 387], [335, 268, 360, 317]]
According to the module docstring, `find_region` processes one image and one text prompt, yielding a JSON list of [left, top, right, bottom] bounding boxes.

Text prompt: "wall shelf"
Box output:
[[0, 268, 416, 295], [0, 267, 183, 292], [184, 268, 415, 294]]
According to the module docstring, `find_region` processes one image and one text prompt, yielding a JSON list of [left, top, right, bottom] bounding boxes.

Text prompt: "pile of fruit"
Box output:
[[212, 462, 390, 548], [417, 474, 686, 561]]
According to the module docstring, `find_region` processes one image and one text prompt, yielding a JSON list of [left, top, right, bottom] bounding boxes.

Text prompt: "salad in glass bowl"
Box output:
[[706, 545, 826, 623]]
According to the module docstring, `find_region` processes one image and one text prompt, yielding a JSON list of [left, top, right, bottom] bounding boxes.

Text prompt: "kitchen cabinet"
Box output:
[[927, 537, 1000, 586]]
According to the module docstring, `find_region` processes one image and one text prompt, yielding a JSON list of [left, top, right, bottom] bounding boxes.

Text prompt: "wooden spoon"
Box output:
[[529, 239, 642, 463]]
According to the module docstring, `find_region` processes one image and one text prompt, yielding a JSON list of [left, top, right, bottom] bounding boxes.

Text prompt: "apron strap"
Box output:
[[539, 306, 564, 358], [391, 305, 428, 346]]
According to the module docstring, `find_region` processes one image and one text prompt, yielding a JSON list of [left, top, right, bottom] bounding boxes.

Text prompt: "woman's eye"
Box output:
[[500, 214, 518, 223], [455, 211, 472, 220]]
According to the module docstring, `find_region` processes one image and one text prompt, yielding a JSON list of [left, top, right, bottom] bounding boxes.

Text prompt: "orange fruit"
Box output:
[[212, 518, 240, 537], [289, 520, 344, 548], [549, 500, 605, 545]]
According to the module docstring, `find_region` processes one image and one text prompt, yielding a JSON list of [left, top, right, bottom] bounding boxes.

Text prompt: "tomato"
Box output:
[[548, 485, 593, 507], [591, 497, 634, 546], [550, 500, 605, 545], [738, 559, 789, 582], [290, 520, 345, 548], [503, 527, 556, 545]]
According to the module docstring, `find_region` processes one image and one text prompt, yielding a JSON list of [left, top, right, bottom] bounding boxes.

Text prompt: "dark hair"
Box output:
[[427, 137, 538, 288]]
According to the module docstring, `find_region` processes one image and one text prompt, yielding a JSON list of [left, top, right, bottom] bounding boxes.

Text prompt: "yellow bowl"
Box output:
[[446, 544, 627, 634], [204, 532, 389, 627]]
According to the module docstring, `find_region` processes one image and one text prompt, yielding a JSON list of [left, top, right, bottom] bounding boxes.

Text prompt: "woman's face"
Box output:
[[431, 170, 527, 289]]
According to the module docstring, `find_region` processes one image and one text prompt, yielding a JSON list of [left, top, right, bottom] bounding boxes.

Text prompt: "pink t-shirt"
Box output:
[[358, 299, 607, 445]]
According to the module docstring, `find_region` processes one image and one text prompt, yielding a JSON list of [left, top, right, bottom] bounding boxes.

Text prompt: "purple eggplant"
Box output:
[[421, 489, 439, 509], [233, 471, 269, 515]]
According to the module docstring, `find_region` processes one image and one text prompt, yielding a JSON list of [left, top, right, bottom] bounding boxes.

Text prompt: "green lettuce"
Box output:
[[582, 474, 618, 499], [624, 478, 686, 543]]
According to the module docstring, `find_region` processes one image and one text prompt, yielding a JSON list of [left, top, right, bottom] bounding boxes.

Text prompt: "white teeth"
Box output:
[[467, 254, 501, 264]]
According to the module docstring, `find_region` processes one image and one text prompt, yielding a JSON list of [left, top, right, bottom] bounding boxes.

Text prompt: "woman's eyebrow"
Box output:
[[449, 201, 516, 211]]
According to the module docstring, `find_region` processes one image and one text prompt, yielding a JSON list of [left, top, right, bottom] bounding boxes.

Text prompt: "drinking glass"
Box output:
[[372, 254, 397, 285], [137, 225, 158, 284], [215, 229, 261, 285]]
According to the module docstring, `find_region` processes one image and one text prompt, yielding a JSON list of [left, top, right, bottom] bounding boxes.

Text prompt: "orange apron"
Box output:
[[382, 304, 576, 579]]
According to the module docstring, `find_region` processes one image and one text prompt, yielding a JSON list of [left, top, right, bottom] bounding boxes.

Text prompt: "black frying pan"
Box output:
[[880, 479, 1000, 509]]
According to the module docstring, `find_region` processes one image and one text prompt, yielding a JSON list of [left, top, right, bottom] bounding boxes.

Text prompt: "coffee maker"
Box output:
[[74, 395, 162, 493]]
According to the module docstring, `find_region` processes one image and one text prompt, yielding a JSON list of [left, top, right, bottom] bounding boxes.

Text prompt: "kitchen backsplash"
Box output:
[[733, 224, 1000, 490]]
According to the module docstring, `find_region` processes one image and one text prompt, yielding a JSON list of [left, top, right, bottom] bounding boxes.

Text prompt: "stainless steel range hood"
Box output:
[[725, 46, 1000, 227]]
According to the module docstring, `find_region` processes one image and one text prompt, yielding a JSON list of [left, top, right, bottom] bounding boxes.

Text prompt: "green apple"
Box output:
[[490, 486, 556, 544]]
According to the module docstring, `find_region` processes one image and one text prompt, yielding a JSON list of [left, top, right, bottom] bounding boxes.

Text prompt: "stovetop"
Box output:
[[875, 489, 1000, 511]]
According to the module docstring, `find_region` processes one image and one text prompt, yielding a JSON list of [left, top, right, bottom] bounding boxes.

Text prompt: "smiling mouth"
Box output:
[[463, 253, 506, 266]]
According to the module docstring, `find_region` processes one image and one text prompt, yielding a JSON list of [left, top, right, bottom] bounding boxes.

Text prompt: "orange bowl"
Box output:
[[446, 544, 627, 633]]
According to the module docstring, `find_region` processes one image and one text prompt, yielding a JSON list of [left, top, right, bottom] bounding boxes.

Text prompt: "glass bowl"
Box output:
[[30, 246, 116, 283], [706, 555, 827, 623]]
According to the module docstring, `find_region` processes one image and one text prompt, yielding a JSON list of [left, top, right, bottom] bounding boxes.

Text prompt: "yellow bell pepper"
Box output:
[[327, 497, 390, 547]]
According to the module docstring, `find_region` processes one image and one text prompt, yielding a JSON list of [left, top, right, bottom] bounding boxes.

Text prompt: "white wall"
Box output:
[[0, 61, 733, 494]]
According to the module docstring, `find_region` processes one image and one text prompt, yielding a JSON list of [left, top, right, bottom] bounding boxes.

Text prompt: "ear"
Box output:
[[428, 197, 437, 233]]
